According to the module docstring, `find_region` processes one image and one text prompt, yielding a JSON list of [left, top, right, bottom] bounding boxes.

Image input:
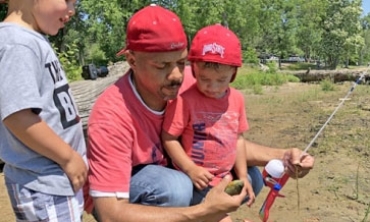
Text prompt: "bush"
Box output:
[[252, 84, 263, 94], [85, 43, 108, 66], [231, 71, 299, 90], [320, 79, 336, 91], [265, 61, 278, 74], [242, 48, 259, 64], [54, 42, 82, 82]]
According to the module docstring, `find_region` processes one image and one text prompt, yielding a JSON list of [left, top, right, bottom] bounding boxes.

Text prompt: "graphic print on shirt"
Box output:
[[191, 122, 206, 165], [151, 143, 160, 163], [191, 111, 239, 171], [46, 60, 80, 129]]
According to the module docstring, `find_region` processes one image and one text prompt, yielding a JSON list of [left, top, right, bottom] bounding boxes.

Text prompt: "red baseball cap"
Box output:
[[188, 24, 242, 67], [116, 4, 187, 56]]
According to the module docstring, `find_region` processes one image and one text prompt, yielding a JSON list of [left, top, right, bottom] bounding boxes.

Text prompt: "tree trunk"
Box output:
[[281, 68, 369, 83]]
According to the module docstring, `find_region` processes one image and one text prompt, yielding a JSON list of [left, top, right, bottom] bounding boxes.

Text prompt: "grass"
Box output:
[[362, 202, 370, 222], [293, 88, 320, 103], [297, 84, 370, 217], [232, 65, 300, 92], [320, 79, 336, 91], [239, 70, 370, 220]]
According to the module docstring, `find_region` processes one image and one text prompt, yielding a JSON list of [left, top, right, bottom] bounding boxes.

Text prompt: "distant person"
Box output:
[[162, 24, 256, 222], [0, 0, 87, 221]]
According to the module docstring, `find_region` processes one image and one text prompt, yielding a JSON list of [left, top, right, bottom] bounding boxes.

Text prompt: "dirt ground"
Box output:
[[1, 81, 370, 222], [232, 81, 370, 222]]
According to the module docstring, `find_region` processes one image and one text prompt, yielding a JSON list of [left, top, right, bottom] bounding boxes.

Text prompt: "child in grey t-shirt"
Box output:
[[0, 0, 87, 221]]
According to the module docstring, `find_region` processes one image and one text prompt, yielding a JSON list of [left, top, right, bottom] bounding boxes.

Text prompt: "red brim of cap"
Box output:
[[116, 47, 127, 57]]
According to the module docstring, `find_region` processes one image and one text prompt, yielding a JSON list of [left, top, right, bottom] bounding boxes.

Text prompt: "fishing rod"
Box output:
[[259, 66, 370, 222]]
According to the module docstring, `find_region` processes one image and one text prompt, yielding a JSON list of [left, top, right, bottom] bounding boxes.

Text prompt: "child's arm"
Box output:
[[233, 133, 255, 206], [3, 109, 87, 192], [162, 130, 213, 190]]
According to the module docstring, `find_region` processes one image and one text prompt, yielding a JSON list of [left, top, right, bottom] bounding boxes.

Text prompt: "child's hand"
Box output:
[[60, 150, 87, 192], [241, 178, 255, 207], [187, 165, 214, 190]]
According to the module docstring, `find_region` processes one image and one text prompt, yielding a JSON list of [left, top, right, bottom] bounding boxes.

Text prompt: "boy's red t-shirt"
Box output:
[[163, 83, 249, 186]]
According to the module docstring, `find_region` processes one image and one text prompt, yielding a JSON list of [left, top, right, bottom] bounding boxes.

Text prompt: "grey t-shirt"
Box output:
[[0, 23, 86, 196]]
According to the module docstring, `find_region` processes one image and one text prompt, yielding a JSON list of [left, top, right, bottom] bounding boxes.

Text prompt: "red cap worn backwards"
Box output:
[[188, 24, 242, 67], [116, 4, 187, 56]]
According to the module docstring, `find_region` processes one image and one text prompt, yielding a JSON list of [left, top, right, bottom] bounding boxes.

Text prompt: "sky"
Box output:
[[363, 0, 370, 15]]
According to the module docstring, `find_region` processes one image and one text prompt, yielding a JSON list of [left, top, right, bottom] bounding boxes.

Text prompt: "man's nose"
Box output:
[[167, 65, 183, 81]]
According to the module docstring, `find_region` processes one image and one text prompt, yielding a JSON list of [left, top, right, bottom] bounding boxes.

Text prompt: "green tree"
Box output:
[[296, 0, 325, 62], [256, 0, 283, 55], [256, 0, 301, 66], [79, 0, 150, 64], [6, 0, 363, 73], [320, 0, 363, 69], [359, 13, 370, 65], [225, 0, 260, 49]]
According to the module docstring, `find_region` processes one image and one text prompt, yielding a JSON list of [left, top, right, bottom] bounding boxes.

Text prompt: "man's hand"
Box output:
[[283, 148, 314, 178], [202, 175, 246, 214]]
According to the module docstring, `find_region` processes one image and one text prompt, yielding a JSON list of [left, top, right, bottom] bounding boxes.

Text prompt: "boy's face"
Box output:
[[193, 62, 235, 99], [32, 0, 76, 35]]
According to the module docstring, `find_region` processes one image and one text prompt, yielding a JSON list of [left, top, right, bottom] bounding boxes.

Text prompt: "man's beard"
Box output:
[[160, 80, 182, 100]]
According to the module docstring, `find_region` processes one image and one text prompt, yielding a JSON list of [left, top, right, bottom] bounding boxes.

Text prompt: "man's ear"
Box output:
[[125, 51, 136, 68]]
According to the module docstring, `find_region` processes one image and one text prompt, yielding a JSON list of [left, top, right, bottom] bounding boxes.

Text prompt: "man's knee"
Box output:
[[130, 165, 192, 206]]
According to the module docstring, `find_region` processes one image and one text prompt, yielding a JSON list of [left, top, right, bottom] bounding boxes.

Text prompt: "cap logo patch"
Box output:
[[171, 42, 185, 49], [202, 43, 225, 58]]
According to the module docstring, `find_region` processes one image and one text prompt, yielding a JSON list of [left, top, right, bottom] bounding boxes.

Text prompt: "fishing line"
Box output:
[[259, 66, 370, 222], [292, 66, 370, 217], [302, 66, 370, 154]]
